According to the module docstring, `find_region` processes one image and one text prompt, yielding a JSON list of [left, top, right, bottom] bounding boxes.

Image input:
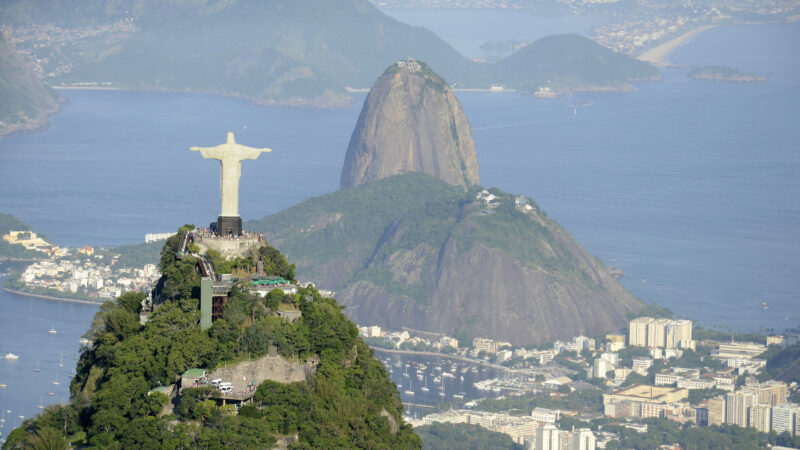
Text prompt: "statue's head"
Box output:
[[226, 132, 236, 144]]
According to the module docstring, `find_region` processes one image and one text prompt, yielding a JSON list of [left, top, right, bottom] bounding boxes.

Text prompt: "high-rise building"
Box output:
[[750, 404, 771, 433], [571, 428, 596, 450], [666, 319, 692, 349], [629, 317, 693, 349], [535, 424, 560, 450], [708, 396, 726, 426], [748, 380, 788, 406], [726, 390, 758, 428], [648, 318, 672, 348], [593, 358, 613, 379], [772, 403, 800, 436], [629, 317, 653, 347]]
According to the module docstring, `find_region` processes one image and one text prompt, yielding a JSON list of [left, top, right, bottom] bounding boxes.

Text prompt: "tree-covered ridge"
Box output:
[[248, 173, 641, 345], [3, 227, 420, 449]]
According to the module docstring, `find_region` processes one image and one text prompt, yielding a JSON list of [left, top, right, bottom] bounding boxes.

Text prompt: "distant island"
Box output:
[[689, 65, 767, 83]]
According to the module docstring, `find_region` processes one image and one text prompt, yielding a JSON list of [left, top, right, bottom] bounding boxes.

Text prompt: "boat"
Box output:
[[4, 353, 19, 360], [438, 392, 445, 397], [52, 372, 60, 386], [37, 397, 44, 410], [420, 386, 429, 392], [34, 361, 40, 373], [453, 394, 464, 399], [442, 372, 455, 379], [58, 353, 63, 368], [404, 390, 414, 396], [49, 321, 57, 334], [47, 392, 54, 397], [0, 384, 6, 388]]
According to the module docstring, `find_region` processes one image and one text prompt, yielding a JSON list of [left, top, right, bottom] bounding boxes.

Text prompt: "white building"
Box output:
[[771, 403, 800, 435], [535, 424, 560, 450], [632, 357, 653, 375], [531, 408, 558, 425], [571, 428, 596, 450]]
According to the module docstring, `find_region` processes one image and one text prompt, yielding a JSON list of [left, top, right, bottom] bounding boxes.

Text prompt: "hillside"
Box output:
[[4, 227, 420, 448], [248, 173, 643, 345], [0, 2, 656, 105], [341, 60, 480, 190], [491, 34, 659, 94], [0, 212, 43, 259], [0, 32, 60, 137]]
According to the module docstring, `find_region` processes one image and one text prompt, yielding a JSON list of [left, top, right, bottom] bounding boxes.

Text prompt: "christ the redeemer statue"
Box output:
[[191, 132, 271, 236]]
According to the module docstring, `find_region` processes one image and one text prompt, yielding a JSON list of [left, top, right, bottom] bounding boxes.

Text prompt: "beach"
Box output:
[[638, 25, 718, 66]]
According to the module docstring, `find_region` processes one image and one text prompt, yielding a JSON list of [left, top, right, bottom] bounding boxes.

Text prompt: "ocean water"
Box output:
[[0, 19, 799, 427], [0, 271, 96, 434]]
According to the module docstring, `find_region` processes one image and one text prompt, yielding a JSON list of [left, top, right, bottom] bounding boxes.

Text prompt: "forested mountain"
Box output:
[[248, 173, 643, 345], [0, 32, 59, 137], [3, 227, 419, 448]]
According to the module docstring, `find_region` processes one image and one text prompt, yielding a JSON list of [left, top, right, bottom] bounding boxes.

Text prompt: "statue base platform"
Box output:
[[217, 216, 242, 237]]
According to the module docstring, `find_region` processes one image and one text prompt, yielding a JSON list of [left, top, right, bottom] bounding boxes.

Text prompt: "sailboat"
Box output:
[[51, 372, 60, 386], [33, 361, 40, 373], [48, 321, 57, 334], [421, 375, 430, 392], [37, 397, 44, 410], [58, 353, 63, 368]]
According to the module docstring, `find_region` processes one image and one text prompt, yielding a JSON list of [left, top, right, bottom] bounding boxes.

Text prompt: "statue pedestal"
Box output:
[[217, 216, 242, 237]]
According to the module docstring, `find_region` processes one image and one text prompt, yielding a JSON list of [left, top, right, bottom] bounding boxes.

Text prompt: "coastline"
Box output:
[[2, 285, 104, 306], [372, 347, 528, 374], [637, 25, 719, 66]]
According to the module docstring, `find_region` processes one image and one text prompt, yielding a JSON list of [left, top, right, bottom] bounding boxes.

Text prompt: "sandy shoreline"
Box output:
[[2, 285, 104, 306], [638, 25, 719, 66]]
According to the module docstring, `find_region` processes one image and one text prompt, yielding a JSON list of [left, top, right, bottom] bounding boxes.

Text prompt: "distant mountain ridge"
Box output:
[[0, 31, 60, 137], [341, 60, 480, 190], [0, 0, 657, 106]]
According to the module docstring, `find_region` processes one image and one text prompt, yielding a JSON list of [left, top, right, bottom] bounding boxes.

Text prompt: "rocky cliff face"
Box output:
[[340, 60, 480, 190], [0, 31, 59, 137], [249, 174, 643, 345]]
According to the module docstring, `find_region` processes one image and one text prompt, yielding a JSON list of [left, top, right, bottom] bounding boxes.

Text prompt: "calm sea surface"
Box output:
[[0, 18, 799, 426]]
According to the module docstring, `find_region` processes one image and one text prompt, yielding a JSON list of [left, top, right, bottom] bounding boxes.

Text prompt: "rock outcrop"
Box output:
[[340, 60, 479, 190]]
